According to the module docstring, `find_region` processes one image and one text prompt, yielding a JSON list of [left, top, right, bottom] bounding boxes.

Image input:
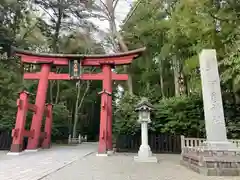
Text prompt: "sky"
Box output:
[[36, 0, 133, 49], [37, 0, 133, 32], [88, 0, 133, 53], [92, 0, 133, 32]]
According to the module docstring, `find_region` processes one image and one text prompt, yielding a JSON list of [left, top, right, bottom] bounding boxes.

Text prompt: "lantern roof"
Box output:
[[135, 97, 154, 111]]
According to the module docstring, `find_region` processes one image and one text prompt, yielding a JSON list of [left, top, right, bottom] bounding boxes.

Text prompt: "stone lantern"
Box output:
[[134, 97, 158, 163]]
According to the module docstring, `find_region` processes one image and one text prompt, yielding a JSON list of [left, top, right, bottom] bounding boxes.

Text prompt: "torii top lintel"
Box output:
[[12, 46, 146, 66]]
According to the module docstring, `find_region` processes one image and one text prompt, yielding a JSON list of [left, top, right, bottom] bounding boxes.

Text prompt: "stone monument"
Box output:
[[134, 97, 158, 163], [181, 49, 240, 176]]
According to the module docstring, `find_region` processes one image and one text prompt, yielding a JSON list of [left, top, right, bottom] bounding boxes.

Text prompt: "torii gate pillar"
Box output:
[[97, 64, 113, 154]]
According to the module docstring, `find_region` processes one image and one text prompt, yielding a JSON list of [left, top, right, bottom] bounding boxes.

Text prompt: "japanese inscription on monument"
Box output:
[[199, 49, 228, 142]]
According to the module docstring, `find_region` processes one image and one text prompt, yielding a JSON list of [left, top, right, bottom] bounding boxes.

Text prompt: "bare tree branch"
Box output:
[[21, 21, 40, 41], [122, 0, 142, 25], [99, 0, 111, 17], [113, 0, 120, 11], [208, 10, 239, 22], [38, 5, 56, 22]]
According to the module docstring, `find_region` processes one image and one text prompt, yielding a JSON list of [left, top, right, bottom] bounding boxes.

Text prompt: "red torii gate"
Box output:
[[10, 47, 145, 155]]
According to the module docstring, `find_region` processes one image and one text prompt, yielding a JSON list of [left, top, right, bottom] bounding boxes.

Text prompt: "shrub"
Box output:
[[114, 93, 240, 138]]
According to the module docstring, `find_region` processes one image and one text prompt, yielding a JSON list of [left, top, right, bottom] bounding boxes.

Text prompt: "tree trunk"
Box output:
[[68, 102, 74, 135], [50, 2, 63, 104], [160, 75, 164, 97], [55, 80, 60, 104], [72, 81, 90, 138], [72, 111, 79, 138], [172, 55, 180, 96], [72, 81, 82, 138], [105, 0, 133, 94], [179, 72, 185, 96], [52, 3, 62, 53], [158, 58, 165, 97]]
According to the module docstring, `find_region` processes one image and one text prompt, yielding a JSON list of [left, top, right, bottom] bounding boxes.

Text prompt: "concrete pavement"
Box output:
[[0, 143, 97, 180], [1, 143, 240, 180], [43, 153, 240, 180]]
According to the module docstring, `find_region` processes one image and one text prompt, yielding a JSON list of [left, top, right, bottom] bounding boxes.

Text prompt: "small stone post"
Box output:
[[78, 134, 82, 144], [68, 134, 71, 144], [134, 98, 158, 163]]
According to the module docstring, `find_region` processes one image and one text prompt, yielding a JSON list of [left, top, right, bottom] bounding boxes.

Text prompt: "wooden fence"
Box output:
[[0, 131, 28, 151], [116, 135, 240, 154], [0, 131, 12, 150], [116, 134, 182, 154], [3, 131, 240, 152]]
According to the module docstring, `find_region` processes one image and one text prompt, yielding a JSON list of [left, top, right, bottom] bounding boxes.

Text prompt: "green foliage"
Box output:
[[51, 103, 69, 140], [115, 0, 240, 139], [113, 93, 140, 135], [114, 94, 205, 137], [121, 0, 240, 97], [114, 93, 240, 138], [223, 100, 240, 139], [153, 95, 205, 137], [221, 48, 240, 92], [0, 58, 23, 130]]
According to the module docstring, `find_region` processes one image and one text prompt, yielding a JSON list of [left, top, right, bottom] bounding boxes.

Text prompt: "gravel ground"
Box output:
[[43, 153, 240, 180]]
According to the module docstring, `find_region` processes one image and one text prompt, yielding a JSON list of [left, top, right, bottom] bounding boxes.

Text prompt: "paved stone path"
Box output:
[[1, 144, 240, 180], [0, 143, 97, 180], [43, 153, 240, 180]]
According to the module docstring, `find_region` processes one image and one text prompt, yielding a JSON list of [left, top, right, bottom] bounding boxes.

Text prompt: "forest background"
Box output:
[[1, 0, 240, 142]]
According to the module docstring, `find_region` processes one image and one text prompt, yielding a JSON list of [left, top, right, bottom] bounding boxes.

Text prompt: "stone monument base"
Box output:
[[134, 145, 158, 163], [134, 155, 158, 163], [181, 146, 240, 176]]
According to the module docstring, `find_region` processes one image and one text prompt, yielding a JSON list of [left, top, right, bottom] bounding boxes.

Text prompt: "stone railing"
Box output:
[[68, 134, 87, 144], [181, 135, 240, 149]]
